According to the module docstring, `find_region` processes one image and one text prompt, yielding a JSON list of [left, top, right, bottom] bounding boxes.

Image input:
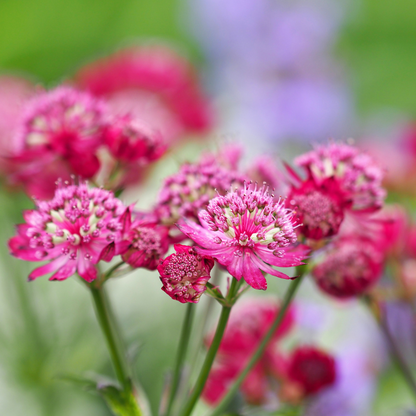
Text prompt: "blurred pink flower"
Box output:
[[295, 142, 385, 212], [158, 244, 214, 303], [203, 298, 295, 405], [9, 182, 127, 282], [9, 86, 107, 199], [178, 183, 307, 290], [74, 44, 213, 144]]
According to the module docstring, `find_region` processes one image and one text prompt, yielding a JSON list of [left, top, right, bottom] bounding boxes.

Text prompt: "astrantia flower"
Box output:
[[311, 236, 384, 298], [104, 114, 165, 164], [178, 183, 307, 290], [121, 216, 170, 271], [287, 176, 351, 240], [203, 298, 295, 405], [158, 244, 214, 303], [295, 142, 385, 211], [74, 44, 212, 144], [157, 151, 247, 226], [9, 86, 107, 199], [9, 183, 126, 282], [286, 346, 336, 396]]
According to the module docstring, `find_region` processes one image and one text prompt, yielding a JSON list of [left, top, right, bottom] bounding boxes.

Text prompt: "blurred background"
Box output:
[[1, 0, 416, 415]]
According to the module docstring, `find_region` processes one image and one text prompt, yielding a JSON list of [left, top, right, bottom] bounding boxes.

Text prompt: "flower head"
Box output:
[[179, 183, 307, 290], [10, 86, 107, 199], [75, 44, 212, 143], [121, 215, 170, 270], [295, 142, 385, 211], [287, 176, 351, 240], [157, 151, 247, 226], [104, 114, 165, 164], [9, 182, 126, 282], [286, 346, 337, 396], [158, 244, 214, 303], [311, 235, 384, 298]]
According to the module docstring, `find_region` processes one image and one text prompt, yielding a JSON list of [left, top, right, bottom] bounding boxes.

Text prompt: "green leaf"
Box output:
[[98, 384, 143, 416]]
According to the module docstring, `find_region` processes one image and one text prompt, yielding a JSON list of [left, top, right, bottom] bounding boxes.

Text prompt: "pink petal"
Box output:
[[226, 250, 244, 280], [49, 260, 77, 281], [242, 252, 267, 290], [77, 254, 98, 282], [177, 219, 222, 250], [29, 255, 69, 280], [254, 244, 308, 268], [196, 246, 235, 267], [99, 242, 116, 262], [250, 253, 293, 280]]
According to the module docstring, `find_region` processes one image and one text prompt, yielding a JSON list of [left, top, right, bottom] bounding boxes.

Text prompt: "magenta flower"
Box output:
[[311, 235, 384, 298], [287, 175, 351, 240], [9, 183, 127, 282], [10, 86, 107, 199], [178, 184, 308, 290], [104, 114, 165, 164], [156, 150, 247, 226], [158, 244, 214, 303], [121, 214, 170, 270], [74, 44, 212, 144], [295, 142, 385, 212]]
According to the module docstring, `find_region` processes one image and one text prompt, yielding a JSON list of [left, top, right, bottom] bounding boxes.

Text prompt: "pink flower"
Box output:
[[104, 114, 165, 164], [158, 244, 214, 303], [287, 176, 351, 240], [295, 142, 386, 212], [9, 86, 107, 199], [120, 211, 170, 270], [178, 184, 308, 290], [285, 346, 337, 396], [203, 298, 295, 405], [156, 150, 247, 226], [9, 182, 127, 282], [311, 235, 384, 298], [74, 44, 212, 144]]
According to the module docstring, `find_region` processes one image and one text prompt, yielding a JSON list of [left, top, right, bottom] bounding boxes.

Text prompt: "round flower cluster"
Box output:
[[157, 152, 247, 225], [179, 183, 307, 290], [158, 244, 214, 303], [9, 182, 126, 282]]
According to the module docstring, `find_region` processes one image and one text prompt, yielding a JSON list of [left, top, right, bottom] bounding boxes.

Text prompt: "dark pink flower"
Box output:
[[203, 298, 295, 405], [9, 182, 126, 282], [158, 244, 214, 303], [74, 45, 212, 144], [311, 235, 384, 298], [285, 346, 337, 396], [9, 86, 107, 199], [287, 176, 351, 240], [178, 184, 308, 290], [295, 142, 385, 212], [120, 213, 170, 270], [104, 113, 165, 164], [156, 150, 247, 226]]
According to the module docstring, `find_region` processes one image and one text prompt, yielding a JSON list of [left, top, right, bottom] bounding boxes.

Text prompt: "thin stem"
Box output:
[[208, 272, 306, 416], [90, 285, 130, 392], [180, 278, 240, 416], [366, 299, 416, 402], [165, 303, 196, 416]]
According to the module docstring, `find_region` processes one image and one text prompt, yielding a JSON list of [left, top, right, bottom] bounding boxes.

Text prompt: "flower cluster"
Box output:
[[9, 182, 127, 282], [179, 183, 308, 290], [156, 150, 247, 226], [158, 244, 214, 303], [287, 142, 386, 241], [203, 299, 337, 406]]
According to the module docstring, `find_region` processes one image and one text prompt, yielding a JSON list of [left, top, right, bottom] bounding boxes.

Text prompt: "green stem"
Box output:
[[90, 285, 130, 392], [180, 278, 240, 416], [165, 303, 196, 416], [208, 272, 306, 416]]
